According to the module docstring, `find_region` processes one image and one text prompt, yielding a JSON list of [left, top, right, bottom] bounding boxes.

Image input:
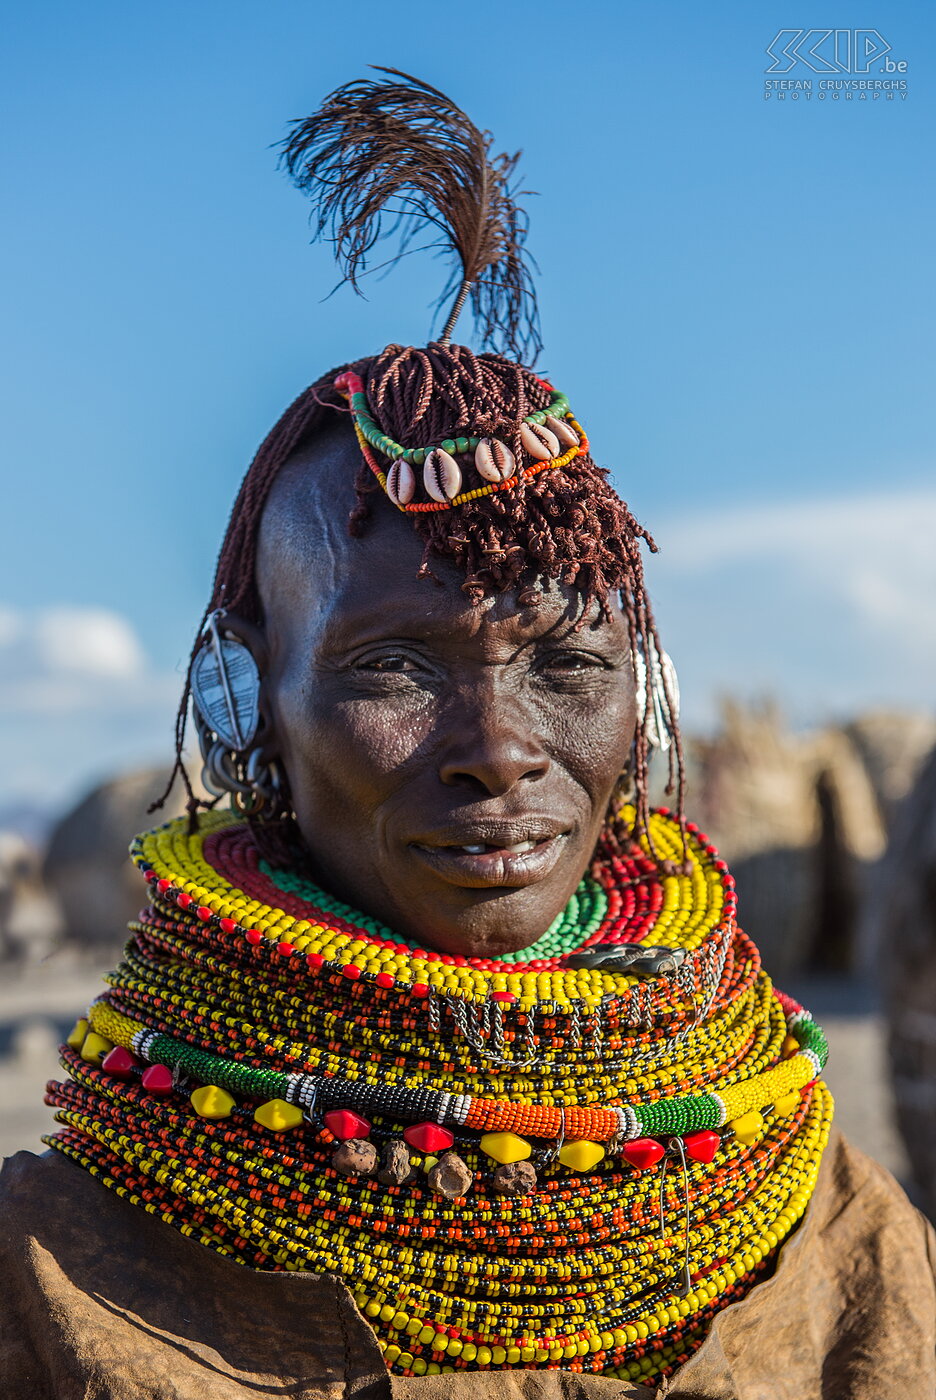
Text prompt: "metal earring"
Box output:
[[190, 609, 286, 815], [633, 637, 680, 752]]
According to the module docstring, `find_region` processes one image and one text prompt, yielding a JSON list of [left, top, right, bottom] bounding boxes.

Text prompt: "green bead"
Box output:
[[441, 439, 456, 454]]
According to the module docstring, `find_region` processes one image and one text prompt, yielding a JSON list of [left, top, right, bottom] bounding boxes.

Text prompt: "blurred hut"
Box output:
[[42, 768, 207, 958], [0, 830, 62, 963], [867, 746, 936, 1221], [690, 703, 936, 979]]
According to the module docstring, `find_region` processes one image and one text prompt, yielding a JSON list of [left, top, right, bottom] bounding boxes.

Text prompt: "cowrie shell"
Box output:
[[519, 421, 560, 461], [385, 458, 416, 507], [423, 448, 462, 502], [544, 415, 579, 449], [474, 437, 516, 483]]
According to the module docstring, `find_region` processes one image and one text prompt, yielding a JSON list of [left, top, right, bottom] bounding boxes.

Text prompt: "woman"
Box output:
[[2, 72, 933, 1399]]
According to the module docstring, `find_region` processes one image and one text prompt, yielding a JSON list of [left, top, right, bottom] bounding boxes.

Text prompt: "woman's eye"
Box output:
[[540, 652, 605, 675], [363, 654, 418, 673]]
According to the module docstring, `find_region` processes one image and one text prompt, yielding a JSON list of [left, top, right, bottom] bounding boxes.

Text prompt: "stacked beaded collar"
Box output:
[[335, 369, 587, 512], [47, 808, 832, 1389]]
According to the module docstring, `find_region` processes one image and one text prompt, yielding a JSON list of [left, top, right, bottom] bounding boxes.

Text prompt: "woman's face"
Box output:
[[250, 422, 637, 958]]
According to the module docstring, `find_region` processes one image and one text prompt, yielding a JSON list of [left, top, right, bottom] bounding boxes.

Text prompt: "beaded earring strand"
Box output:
[[47, 806, 832, 1387]]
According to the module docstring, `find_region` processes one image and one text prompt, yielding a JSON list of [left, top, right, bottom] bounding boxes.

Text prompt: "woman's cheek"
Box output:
[[302, 695, 438, 781]]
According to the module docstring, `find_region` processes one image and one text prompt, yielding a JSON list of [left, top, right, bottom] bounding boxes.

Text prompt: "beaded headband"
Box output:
[[335, 370, 586, 512]]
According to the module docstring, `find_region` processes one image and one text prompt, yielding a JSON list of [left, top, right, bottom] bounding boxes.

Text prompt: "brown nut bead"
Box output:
[[428, 1150, 473, 1199], [377, 1138, 416, 1186], [332, 1138, 378, 1177], [491, 1160, 538, 1195]]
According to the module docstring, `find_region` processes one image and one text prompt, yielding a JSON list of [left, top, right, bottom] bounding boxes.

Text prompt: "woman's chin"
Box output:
[[388, 882, 573, 960]]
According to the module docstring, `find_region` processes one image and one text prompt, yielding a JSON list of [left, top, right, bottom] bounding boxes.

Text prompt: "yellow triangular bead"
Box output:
[[558, 1140, 606, 1172], [774, 1090, 801, 1119], [80, 1032, 114, 1065], [480, 1132, 533, 1165], [782, 1034, 800, 1058], [253, 1098, 303, 1132], [66, 1018, 89, 1051], [191, 1085, 236, 1120], [730, 1110, 764, 1145]]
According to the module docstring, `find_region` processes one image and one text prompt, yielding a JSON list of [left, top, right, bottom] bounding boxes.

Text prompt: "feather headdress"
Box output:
[[279, 67, 541, 363]]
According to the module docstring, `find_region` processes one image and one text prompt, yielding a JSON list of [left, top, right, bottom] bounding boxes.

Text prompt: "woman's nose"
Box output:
[[437, 701, 551, 798]]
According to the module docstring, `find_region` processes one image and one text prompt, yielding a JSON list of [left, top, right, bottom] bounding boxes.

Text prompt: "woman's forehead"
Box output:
[[255, 427, 626, 650]]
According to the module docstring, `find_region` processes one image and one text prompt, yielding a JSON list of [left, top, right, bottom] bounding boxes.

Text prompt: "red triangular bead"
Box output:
[[622, 1137, 665, 1170], [324, 1109, 372, 1140], [683, 1129, 720, 1163], [404, 1122, 454, 1153], [101, 1046, 140, 1080], [141, 1064, 174, 1096]]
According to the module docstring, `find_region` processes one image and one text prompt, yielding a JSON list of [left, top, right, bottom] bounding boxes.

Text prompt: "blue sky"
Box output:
[[2, 1, 934, 808]]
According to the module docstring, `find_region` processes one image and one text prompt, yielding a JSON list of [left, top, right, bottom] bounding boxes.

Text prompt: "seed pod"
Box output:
[[491, 1160, 538, 1196], [519, 422, 560, 461], [423, 448, 462, 502], [474, 437, 516, 483], [385, 458, 416, 507], [428, 1150, 473, 1199], [544, 415, 579, 449], [332, 1137, 378, 1177], [377, 1138, 416, 1186]]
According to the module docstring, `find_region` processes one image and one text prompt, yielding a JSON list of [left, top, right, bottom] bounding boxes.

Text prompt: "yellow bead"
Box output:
[[782, 1033, 800, 1058], [774, 1090, 800, 1118], [190, 1085, 235, 1120], [730, 1110, 765, 1145], [66, 1018, 89, 1050], [80, 1032, 113, 1065], [253, 1098, 304, 1132], [480, 1132, 532, 1164], [558, 1140, 606, 1172]]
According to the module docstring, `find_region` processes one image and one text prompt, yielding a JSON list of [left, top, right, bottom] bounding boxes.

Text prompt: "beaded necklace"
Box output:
[[46, 808, 832, 1388]]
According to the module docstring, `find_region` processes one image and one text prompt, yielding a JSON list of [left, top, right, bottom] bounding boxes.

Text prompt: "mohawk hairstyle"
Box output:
[[153, 70, 686, 867]]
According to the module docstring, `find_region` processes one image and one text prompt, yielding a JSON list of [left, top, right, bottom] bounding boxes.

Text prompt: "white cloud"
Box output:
[[0, 605, 180, 810], [644, 486, 936, 728], [34, 607, 145, 678]]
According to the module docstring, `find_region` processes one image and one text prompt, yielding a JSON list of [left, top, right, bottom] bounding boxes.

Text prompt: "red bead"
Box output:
[[219, 918, 237, 934], [102, 1046, 140, 1080], [622, 1137, 665, 1170], [411, 983, 430, 998], [683, 1129, 720, 1164], [404, 1122, 454, 1153], [376, 972, 395, 989], [197, 906, 212, 922], [176, 892, 192, 909], [341, 963, 362, 980], [245, 928, 263, 945], [157, 879, 171, 894], [277, 941, 295, 956], [141, 1064, 174, 1096], [324, 1109, 371, 1140], [144, 870, 157, 882], [489, 990, 516, 1003], [307, 953, 324, 970]]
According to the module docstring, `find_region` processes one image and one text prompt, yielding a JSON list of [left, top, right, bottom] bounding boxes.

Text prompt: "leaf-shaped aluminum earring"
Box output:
[[190, 609, 274, 809], [190, 610, 261, 754], [633, 637, 680, 752]]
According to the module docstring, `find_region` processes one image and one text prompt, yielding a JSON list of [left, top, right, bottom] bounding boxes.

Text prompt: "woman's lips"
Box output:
[[409, 834, 568, 888]]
